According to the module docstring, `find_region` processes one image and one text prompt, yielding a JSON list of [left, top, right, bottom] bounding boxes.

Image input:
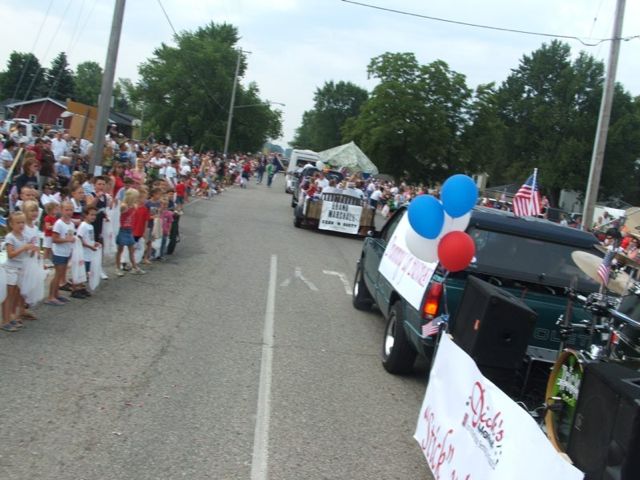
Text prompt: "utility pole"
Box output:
[[223, 50, 243, 158], [582, 0, 626, 229], [89, 0, 126, 174]]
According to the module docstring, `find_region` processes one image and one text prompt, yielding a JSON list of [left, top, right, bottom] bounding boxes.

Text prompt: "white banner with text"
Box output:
[[319, 201, 362, 234], [414, 335, 583, 480], [378, 214, 437, 310]]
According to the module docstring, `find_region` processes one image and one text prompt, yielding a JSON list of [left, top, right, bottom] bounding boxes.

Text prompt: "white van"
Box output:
[[286, 149, 319, 193]]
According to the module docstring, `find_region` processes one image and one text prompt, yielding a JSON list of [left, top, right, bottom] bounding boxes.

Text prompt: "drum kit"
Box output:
[[544, 250, 640, 452]]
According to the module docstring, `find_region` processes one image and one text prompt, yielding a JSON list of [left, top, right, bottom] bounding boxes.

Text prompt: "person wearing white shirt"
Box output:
[[164, 162, 178, 186], [315, 174, 330, 190], [50, 132, 68, 161], [369, 187, 383, 209]]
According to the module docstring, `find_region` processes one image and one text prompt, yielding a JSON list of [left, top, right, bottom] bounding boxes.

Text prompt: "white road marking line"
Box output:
[[323, 270, 352, 295], [279, 267, 318, 291], [251, 254, 277, 480]]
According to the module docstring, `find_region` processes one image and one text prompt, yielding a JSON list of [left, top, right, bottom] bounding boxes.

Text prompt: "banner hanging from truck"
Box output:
[[319, 200, 362, 235], [414, 334, 584, 480], [378, 214, 437, 310]]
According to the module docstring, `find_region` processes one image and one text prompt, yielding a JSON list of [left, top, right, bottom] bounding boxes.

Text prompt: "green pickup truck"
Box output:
[[353, 206, 603, 374]]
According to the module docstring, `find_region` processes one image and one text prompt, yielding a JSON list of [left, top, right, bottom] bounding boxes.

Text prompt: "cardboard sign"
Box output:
[[378, 214, 437, 310], [414, 335, 584, 480], [319, 200, 362, 234]]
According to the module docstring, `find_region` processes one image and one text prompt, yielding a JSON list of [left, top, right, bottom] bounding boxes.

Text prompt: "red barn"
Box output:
[[4, 97, 70, 129]]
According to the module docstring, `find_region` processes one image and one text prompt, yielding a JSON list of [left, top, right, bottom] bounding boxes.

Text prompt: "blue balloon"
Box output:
[[407, 195, 444, 240], [441, 174, 478, 218]]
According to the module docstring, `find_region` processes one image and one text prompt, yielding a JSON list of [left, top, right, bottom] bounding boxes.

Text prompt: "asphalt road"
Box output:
[[0, 175, 432, 480]]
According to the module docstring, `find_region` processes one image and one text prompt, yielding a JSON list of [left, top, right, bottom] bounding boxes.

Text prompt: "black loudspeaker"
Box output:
[[567, 362, 640, 480], [451, 276, 537, 377]]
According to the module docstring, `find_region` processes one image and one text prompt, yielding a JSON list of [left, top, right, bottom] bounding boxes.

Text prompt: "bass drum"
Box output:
[[545, 349, 589, 452]]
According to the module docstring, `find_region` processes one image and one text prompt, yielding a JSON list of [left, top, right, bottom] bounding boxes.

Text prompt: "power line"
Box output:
[[11, 0, 55, 100], [155, 0, 227, 112], [341, 0, 639, 47], [22, 0, 73, 101]]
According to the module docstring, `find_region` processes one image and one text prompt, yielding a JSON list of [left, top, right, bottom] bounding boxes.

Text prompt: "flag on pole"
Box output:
[[513, 169, 542, 217], [422, 319, 442, 337], [598, 248, 615, 286]]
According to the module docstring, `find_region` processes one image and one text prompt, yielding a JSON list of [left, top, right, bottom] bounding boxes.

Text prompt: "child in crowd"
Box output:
[[115, 188, 145, 276], [70, 183, 86, 227], [131, 187, 150, 268], [2, 212, 38, 332], [77, 206, 100, 296], [21, 200, 42, 319], [144, 187, 162, 264], [46, 201, 76, 306], [42, 201, 59, 264], [159, 199, 173, 260], [175, 177, 186, 212]]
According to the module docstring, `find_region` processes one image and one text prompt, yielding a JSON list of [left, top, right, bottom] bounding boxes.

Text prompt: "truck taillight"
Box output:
[[422, 282, 443, 319]]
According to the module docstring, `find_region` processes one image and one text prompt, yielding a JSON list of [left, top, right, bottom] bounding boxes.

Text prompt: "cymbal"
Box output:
[[594, 244, 640, 269], [571, 251, 631, 295]]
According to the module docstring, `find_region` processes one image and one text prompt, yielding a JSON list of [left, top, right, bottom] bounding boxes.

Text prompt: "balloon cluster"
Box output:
[[406, 175, 478, 272]]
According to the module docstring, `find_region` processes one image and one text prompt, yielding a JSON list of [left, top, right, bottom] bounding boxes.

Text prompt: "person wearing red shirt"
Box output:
[[175, 178, 186, 212], [132, 189, 151, 242]]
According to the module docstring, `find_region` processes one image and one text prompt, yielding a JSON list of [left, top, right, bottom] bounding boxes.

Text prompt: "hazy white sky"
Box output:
[[2, 0, 639, 146]]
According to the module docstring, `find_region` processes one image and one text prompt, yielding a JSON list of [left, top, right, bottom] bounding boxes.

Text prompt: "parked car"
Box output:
[[353, 206, 603, 374]]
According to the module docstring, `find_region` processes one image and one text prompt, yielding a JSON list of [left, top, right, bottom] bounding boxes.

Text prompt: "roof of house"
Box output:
[[1, 97, 137, 126]]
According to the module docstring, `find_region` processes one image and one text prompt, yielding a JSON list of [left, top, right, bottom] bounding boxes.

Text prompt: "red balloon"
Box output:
[[437, 231, 476, 272]]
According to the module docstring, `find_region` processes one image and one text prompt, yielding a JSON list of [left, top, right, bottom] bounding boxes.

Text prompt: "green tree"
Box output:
[[343, 52, 471, 181], [113, 78, 137, 114], [137, 22, 281, 150], [74, 61, 103, 105], [482, 40, 640, 205], [0, 51, 46, 100], [291, 110, 318, 149], [44, 52, 75, 100], [460, 83, 507, 178], [291, 80, 368, 150]]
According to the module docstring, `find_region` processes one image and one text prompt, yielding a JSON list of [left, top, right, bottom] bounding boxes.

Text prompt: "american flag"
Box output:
[[598, 249, 615, 286], [422, 319, 442, 337], [513, 169, 542, 217]]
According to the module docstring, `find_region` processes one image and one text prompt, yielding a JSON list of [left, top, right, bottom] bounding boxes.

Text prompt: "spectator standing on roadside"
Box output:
[[50, 131, 67, 161], [256, 156, 265, 184], [2, 212, 38, 331], [175, 177, 186, 212], [39, 138, 56, 190], [46, 201, 76, 306], [369, 185, 383, 210], [0, 139, 17, 183], [116, 188, 145, 276], [266, 160, 275, 188]]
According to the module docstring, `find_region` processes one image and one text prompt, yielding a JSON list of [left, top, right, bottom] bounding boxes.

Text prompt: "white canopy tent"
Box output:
[[318, 141, 379, 175]]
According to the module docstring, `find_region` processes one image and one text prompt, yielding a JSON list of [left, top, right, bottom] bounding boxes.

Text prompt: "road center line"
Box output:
[[251, 254, 277, 480]]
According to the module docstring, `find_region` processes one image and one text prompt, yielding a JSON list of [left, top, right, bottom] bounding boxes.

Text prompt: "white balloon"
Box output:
[[316, 160, 325, 170], [405, 226, 439, 263], [439, 212, 471, 238]]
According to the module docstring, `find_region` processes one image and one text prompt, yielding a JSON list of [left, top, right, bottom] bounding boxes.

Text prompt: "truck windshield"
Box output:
[[467, 227, 601, 292]]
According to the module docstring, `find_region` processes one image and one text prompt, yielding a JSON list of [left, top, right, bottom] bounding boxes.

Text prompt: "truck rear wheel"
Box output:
[[382, 302, 417, 374], [352, 263, 373, 310]]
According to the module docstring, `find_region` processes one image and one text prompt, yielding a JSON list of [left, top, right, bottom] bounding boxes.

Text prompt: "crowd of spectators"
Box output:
[[0, 122, 283, 334]]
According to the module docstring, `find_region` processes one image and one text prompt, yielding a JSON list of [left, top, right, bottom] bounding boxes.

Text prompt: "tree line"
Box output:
[[292, 41, 640, 205], [0, 22, 282, 153]]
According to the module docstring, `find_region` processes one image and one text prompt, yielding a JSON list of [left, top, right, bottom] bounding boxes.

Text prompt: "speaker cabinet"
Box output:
[[451, 276, 537, 371], [567, 362, 640, 480]]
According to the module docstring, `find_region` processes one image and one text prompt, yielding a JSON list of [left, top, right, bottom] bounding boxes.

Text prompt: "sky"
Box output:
[[2, 0, 639, 146]]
